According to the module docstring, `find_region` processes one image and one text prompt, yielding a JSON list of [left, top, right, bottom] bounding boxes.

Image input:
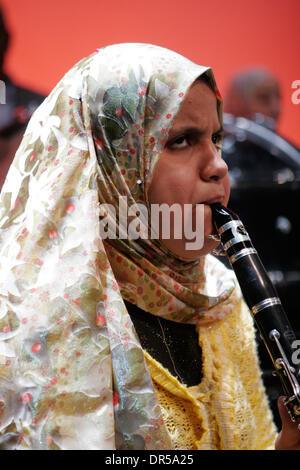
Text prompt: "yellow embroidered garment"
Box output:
[[145, 292, 277, 450], [0, 43, 273, 450]]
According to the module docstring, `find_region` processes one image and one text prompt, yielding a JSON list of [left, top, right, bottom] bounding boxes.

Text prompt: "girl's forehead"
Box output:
[[171, 82, 220, 127]]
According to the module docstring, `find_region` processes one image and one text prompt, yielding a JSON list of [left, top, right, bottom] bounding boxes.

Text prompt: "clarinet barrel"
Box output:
[[211, 203, 300, 422]]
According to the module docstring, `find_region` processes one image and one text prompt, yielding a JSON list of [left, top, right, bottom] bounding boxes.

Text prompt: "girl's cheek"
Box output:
[[223, 175, 231, 204]]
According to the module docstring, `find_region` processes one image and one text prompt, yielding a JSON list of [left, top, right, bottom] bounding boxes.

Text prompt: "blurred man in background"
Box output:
[[224, 67, 281, 131]]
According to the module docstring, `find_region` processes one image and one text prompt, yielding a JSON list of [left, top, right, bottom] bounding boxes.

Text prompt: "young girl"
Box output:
[[0, 43, 298, 450]]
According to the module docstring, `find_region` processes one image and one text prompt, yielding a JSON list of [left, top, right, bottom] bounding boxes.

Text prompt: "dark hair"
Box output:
[[197, 72, 214, 91]]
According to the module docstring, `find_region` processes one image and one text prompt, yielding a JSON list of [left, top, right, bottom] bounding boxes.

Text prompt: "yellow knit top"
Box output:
[[144, 298, 278, 450]]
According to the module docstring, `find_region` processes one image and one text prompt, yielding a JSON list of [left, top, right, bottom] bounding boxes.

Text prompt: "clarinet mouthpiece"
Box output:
[[210, 203, 239, 231]]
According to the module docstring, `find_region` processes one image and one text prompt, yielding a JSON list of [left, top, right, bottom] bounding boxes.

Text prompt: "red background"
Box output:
[[1, 0, 299, 146]]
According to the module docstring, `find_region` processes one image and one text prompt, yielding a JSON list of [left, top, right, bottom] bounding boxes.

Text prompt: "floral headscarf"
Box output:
[[0, 43, 240, 450]]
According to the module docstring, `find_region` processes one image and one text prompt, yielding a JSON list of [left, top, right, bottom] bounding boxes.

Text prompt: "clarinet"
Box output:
[[210, 203, 300, 422]]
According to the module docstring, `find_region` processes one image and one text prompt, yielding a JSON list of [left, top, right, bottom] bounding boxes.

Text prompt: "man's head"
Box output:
[[224, 68, 281, 129]]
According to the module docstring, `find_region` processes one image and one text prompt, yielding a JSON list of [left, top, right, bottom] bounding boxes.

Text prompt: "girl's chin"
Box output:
[[158, 207, 221, 260], [162, 235, 220, 261]]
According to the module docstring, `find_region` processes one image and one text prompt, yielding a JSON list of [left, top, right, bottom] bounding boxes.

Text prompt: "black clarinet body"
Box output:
[[211, 203, 300, 422]]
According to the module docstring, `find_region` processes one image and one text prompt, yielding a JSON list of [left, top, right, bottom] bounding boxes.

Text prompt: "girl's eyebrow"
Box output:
[[168, 126, 204, 140], [168, 124, 223, 139]]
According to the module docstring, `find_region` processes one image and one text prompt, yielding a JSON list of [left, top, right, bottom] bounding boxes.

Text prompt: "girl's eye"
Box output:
[[167, 132, 222, 150], [167, 134, 194, 150], [170, 136, 188, 148], [212, 133, 222, 148]]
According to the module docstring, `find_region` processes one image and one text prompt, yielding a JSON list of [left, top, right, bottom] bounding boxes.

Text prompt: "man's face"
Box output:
[[247, 77, 281, 124]]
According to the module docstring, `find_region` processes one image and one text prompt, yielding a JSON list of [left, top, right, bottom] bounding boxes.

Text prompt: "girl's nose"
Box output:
[[200, 146, 229, 182]]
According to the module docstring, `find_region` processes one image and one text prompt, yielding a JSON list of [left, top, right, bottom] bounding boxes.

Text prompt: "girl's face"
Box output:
[[148, 81, 230, 260]]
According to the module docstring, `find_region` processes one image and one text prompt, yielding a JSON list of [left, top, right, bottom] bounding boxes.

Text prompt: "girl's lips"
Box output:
[[200, 197, 225, 205], [203, 203, 219, 237], [193, 203, 222, 237]]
